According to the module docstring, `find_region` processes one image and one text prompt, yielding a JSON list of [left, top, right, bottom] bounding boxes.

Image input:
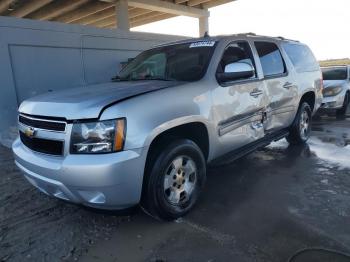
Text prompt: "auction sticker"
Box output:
[[189, 41, 216, 48]]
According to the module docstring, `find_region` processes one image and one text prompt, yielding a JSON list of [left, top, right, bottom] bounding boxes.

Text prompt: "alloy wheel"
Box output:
[[300, 110, 310, 140], [163, 156, 197, 205]]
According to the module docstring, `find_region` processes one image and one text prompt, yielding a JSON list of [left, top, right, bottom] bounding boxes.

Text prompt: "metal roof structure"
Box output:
[[0, 0, 235, 35]]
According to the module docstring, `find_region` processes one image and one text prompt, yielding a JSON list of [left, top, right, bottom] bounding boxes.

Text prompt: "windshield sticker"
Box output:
[[189, 41, 216, 48]]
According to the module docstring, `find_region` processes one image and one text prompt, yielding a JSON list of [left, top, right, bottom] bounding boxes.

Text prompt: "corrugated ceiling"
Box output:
[[0, 0, 234, 29]]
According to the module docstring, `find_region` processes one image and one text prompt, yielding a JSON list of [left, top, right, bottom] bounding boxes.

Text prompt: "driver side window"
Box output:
[[217, 41, 256, 79]]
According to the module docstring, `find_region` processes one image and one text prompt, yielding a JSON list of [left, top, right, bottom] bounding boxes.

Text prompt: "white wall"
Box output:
[[0, 16, 185, 147]]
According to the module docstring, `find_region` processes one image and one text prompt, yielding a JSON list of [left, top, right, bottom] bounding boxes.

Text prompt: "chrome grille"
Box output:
[[18, 114, 67, 156], [19, 114, 66, 132]]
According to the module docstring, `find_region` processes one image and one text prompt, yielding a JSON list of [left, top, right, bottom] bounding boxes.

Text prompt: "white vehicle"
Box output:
[[320, 66, 350, 116]]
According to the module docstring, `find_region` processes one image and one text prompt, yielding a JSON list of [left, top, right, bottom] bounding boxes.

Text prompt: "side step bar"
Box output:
[[210, 129, 289, 166]]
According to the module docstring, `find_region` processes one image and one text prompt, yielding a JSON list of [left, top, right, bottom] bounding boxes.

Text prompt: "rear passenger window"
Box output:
[[255, 42, 286, 77], [283, 43, 319, 73]]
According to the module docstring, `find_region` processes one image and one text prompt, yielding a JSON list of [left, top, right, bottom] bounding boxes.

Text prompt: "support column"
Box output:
[[116, 0, 130, 31], [198, 14, 209, 37]]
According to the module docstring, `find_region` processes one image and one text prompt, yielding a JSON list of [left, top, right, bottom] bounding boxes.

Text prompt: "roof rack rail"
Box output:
[[275, 36, 299, 42], [236, 32, 256, 36], [238, 33, 300, 42]]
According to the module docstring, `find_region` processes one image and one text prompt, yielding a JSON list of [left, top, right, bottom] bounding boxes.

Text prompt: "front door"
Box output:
[[211, 41, 267, 157]]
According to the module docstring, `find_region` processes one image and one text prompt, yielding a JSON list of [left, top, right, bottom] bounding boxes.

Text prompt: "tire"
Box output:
[[141, 139, 206, 221], [336, 92, 349, 117], [286, 102, 312, 145]]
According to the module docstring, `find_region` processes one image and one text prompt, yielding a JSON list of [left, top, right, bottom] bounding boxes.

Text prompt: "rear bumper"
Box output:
[[12, 138, 148, 210]]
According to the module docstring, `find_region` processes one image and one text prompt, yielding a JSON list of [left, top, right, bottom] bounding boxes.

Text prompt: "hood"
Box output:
[[19, 80, 183, 120], [323, 79, 348, 89]]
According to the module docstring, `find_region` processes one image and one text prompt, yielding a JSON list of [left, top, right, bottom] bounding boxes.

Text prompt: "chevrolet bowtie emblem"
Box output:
[[24, 127, 36, 138]]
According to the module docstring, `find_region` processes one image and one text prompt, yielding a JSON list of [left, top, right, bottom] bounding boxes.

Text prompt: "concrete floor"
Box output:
[[1, 115, 350, 262]]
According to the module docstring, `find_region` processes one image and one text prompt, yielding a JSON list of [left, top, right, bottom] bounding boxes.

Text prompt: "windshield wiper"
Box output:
[[112, 75, 133, 82], [142, 75, 172, 81], [112, 74, 173, 82]]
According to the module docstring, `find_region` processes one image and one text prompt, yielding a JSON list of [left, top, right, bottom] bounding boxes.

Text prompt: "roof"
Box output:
[[0, 0, 234, 29]]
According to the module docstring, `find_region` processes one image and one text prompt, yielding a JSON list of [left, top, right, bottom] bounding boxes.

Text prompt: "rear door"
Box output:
[[254, 41, 297, 132]]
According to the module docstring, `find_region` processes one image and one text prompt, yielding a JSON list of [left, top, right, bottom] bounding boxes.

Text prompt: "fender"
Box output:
[[143, 116, 214, 148]]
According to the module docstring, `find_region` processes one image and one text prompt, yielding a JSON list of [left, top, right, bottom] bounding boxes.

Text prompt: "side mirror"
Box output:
[[216, 62, 255, 83]]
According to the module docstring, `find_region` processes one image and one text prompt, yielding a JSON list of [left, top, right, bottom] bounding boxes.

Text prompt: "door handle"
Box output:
[[283, 82, 294, 89], [250, 89, 263, 97]]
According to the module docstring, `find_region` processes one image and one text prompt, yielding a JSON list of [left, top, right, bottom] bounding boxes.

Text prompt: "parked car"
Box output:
[[12, 34, 322, 220], [320, 66, 350, 116]]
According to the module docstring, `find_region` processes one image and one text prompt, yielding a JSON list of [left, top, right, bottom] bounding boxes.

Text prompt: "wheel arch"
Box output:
[[299, 91, 316, 112], [145, 120, 211, 165]]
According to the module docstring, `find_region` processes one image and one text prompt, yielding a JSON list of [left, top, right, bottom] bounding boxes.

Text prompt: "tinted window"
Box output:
[[255, 42, 286, 77], [283, 43, 319, 72], [119, 41, 216, 82], [217, 41, 256, 78], [322, 67, 348, 80]]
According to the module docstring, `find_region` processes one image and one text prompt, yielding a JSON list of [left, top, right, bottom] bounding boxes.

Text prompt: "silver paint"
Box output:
[[13, 34, 323, 209]]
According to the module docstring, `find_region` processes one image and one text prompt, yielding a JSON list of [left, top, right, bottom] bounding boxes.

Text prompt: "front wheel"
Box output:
[[286, 102, 312, 145], [141, 139, 206, 220]]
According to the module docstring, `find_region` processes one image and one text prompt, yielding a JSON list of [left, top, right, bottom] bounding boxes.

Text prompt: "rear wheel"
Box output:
[[141, 139, 206, 220], [336, 92, 349, 117], [287, 102, 312, 145]]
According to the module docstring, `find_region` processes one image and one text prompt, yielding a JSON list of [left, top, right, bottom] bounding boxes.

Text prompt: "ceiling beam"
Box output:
[[83, 8, 153, 27], [127, 0, 209, 18], [53, 1, 114, 23], [174, 0, 187, 4], [8, 0, 52, 18], [27, 0, 90, 20], [202, 0, 235, 9], [130, 11, 165, 24], [73, 6, 115, 25], [187, 0, 211, 6], [102, 11, 164, 28], [0, 0, 14, 15], [129, 8, 153, 18], [176, 0, 234, 8], [104, 12, 176, 29], [88, 14, 118, 28], [131, 13, 176, 27]]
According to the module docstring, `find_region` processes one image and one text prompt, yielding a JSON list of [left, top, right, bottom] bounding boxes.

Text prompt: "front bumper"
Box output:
[[12, 138, 148, 210], [320, 92, 346, 110]]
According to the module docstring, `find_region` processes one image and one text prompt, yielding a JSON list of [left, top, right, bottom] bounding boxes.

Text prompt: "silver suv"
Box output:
[[12, 34, 323, 220]]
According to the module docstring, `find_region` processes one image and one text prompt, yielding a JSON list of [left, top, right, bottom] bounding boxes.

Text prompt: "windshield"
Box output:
[[322, 67, 348, 80], [118, 41, 216, 82]]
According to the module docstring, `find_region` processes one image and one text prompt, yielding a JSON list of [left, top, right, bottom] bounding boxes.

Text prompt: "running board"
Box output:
[[210, 129, 289, 166]]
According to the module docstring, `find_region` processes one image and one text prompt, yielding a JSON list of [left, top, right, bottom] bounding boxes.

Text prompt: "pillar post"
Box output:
[[116, 0, 130, 31], [199, 14, 209, 37]]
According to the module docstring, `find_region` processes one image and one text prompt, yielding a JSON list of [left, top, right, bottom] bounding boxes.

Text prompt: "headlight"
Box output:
[[323, 86, 343, 97], [70, 118, 126, 154]]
